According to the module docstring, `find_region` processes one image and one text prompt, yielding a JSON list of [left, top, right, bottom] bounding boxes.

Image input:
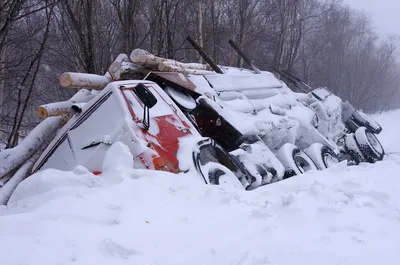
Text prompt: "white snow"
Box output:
[[102, 141, 134, 173], [373, 109, 400, 154], [203, 72, 283, 91], [0, 110, 400, 265]]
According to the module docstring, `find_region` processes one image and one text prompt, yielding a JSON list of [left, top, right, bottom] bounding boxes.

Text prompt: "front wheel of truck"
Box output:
[[193, 138, 246, 189], [207, 163, 244, 189]]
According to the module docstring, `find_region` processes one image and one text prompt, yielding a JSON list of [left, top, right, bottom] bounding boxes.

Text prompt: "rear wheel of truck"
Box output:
[[353, 111, 382, 134], [276, 143, 318, 179], [305, 143, 340, 170], [345, 133, 366, 164], [354, 127, 385, 163], [193, 138, 245, 189]]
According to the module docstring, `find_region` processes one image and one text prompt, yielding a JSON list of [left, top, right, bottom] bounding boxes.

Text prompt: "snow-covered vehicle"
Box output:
[[31, 80, 267, 189], [159, 72, 338, 180], [0, 78, 287, 204], [274, 69, 385, 165], [132, 37, 385, 178], [0, 39, 385, 203]]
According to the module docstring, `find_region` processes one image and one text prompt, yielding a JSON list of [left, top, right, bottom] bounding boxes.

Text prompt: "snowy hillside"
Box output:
[[0, 110, 400, 265]]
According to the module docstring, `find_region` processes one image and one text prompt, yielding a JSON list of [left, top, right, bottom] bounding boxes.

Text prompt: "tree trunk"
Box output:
[[6, 6, 53, 148], [198, 0, 203, 64], [123, 0, 136, 54], [0, 47, 5, 142]]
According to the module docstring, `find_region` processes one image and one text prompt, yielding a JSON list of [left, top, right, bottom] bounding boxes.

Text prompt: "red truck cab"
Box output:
[[32, 81, 202, 176]]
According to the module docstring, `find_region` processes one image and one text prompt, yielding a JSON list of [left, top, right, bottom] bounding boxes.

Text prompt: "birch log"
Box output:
[[0, 158, 35, 205], [130, 48, 211, 73], [157, 61, 212, 74], [36, 89, 95, 118], [108, 53, 129, 80], [59, 72, 113, 90], [0, 172, 12, 188], [0, 115, 69, 178], [130, 49, 167, 69], [109, 61, 141, 80]]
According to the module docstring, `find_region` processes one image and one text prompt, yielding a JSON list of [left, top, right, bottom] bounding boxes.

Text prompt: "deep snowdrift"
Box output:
[[1, 110, 400, 265]]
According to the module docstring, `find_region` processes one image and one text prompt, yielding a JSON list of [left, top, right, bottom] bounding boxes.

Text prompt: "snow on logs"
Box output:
[[0, 115, 69, 179], [58, 50, 214, 92], [0, 158, 35, 205], [36, 89, 96, 119], [130, 48, 212, 74], [59, 72, 113, 90], [60, 54, 140, 90], [108, 53, 137, 80]]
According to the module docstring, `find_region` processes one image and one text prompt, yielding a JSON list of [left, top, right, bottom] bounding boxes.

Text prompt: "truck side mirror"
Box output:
[[134, 83, 157, 108]]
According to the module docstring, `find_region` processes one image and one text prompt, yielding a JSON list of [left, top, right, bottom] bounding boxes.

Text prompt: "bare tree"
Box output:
[[2, 0, 400, 149], [6, 5, 54, 148]]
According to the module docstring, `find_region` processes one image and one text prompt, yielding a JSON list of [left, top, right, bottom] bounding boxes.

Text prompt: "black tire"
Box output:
[[207, 164, 244, 189], [354, 127, 385, 163], [276, 143, 318, 179], [305, 143, 340, 170], [345, 133, 366, 164], [344, 118, 360, 133], [192, 138, 246, 188], [353, 111, 382, 134]]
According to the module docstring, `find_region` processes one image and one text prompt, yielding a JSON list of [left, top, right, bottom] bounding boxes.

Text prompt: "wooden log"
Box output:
[[109, 61, 142, 80], [130, 48, 167, 69], [36, 89, 95, 119], [0, 158, 35, 205], [59, 72, 113, 90], [0, 115, 69, 179], [130, 48, 211, 74], [157, 61, 211, 74], [36, 102, 72, 119], [108, 53, 130, 80], [0, 172, 12, 188]]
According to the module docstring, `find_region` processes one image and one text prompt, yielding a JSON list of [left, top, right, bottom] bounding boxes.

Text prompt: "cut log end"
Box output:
[[36, 106, 72, 119], [58, 72, 112, 90], [36, 106, 49, 119], [59, 72, 73, 87]]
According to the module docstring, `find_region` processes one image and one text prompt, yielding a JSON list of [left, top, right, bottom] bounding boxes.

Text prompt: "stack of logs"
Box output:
[[38, 48, 213, 120]]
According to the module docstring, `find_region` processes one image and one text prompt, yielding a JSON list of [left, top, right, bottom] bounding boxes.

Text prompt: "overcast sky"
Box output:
[[344, 0, 400, 36]]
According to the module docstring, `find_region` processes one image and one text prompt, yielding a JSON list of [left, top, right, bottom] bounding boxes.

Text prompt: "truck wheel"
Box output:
[[345, 133, 366, 164], [353, 111, 382, 134], [207, 163, 244, 189], [276, 143, 318, 179], [305, 143, 339, 170], [193, 138, 246, 189], [354, 127, 385, 163]]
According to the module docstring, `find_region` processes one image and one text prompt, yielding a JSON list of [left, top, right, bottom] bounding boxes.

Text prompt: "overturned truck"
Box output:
[[0, 38, 385, 203]]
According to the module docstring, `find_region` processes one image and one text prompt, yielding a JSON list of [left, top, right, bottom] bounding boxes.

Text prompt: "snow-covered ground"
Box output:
[[1, 110, 400, 265], [373, 109, 400, 154]]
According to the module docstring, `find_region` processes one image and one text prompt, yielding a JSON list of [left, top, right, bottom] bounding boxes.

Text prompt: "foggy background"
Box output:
[[345, 0, 400, 36]]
